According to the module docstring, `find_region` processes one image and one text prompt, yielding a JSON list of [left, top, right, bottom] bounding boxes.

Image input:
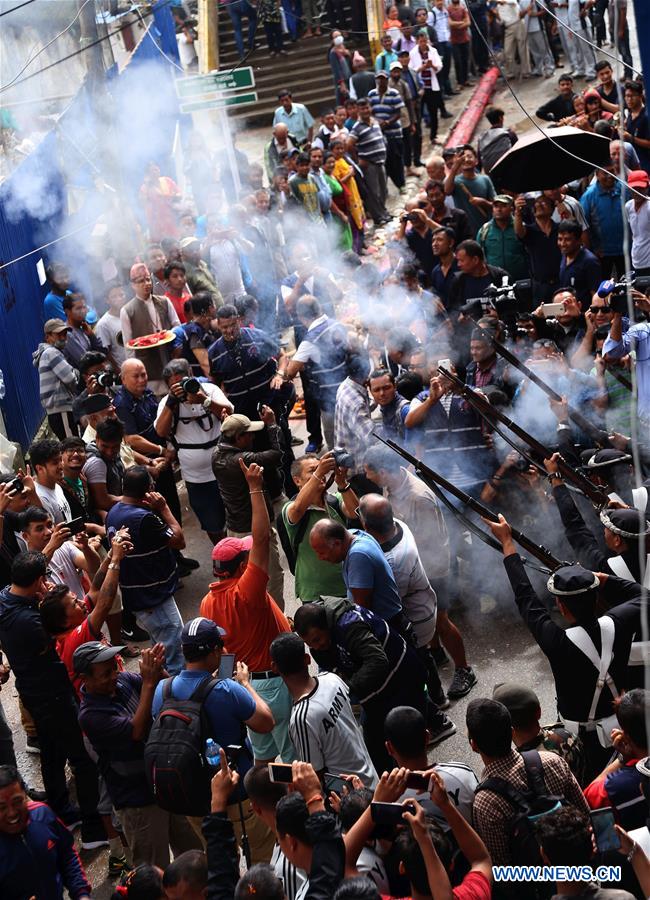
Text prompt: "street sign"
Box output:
[[175, 67, 255, 99], [179, 91, 258, 114]]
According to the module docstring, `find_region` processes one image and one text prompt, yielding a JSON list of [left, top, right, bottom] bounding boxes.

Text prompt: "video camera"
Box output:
[[597, 275, 650, 314], [96, 371, 121, 389], [459, 279, 533, 320]]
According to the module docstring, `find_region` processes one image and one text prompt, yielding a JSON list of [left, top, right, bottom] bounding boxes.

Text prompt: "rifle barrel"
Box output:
[[437, 367, 607, 506], [372, 433, 564, 571]]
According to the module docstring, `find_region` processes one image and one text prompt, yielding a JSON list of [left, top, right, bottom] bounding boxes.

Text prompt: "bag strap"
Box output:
[[476, 776, 530, 813], [520, 750, 547, 800], [289, 497, 341, 558], [162, 676, 174, 701], [565, 617, 619, 722], [189, 676, 220, 703]]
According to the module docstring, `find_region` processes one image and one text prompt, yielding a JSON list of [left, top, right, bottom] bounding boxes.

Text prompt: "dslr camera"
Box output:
[[597, 275, 650, 314], [96, 370, 121, 389], [332, 447, 354, 469], [460, 279, 533, 320], [180, 376, 201, 397]]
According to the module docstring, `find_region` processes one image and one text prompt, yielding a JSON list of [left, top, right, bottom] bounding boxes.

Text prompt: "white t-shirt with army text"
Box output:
[[289, 672, 378, 788]]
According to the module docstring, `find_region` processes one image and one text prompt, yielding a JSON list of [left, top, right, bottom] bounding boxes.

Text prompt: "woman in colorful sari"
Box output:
[[330, 139, 365, 253]]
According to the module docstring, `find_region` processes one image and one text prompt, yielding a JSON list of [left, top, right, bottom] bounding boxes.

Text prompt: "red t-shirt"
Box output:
[[56, 599, 123, 697], [386, 872, 491, 900], [165, 289, 191, 323]]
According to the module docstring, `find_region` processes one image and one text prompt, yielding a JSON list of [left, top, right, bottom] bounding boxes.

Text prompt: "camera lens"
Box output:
[[181, 377, 201, 395]]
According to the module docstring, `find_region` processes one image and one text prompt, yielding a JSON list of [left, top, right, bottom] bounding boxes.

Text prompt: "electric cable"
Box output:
[[0, 0, 37, 17], [0, 0, 95, 94]]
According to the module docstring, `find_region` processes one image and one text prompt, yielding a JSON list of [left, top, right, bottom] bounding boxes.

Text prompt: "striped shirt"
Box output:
[[289, 672, 378, 787], [350, 119, 387, 164], [368, 87, 404, 138]]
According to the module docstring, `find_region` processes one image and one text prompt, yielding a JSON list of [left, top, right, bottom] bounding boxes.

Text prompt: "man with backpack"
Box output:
[[279, 452, 358, 602], [467, 698, 590, 869], [76, 640, 202, 868], [149, 616, 276, 863]]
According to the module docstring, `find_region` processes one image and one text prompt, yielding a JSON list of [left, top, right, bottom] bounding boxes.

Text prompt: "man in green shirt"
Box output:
[[443, 145, 495, 234], [281, 453, 358, 602], [477, 195, 530, 282]]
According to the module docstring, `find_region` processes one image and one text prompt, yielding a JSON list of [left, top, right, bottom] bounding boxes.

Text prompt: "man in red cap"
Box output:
[[120, 263, 180, 395], [627, 169, 650, 276], [200, 458, 294, 766]]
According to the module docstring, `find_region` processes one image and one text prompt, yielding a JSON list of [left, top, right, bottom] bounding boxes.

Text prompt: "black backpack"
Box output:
[[476, 750, 563, 869], [144, 676, 218, 816], [276, 497, 342, 576]]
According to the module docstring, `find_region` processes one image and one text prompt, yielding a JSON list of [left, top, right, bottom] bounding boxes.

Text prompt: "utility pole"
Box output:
[[78, 0, 105, 88], [198, 0, 219, 72]]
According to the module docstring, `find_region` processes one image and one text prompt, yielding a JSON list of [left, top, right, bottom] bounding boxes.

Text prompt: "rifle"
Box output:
[[372, 432, 566, 572], [437, 366, 609, 508], [486, 336, 611, 447]]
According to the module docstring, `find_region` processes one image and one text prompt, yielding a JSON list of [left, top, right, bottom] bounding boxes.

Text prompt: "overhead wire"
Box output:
[[0, 0, 37, 17], [0, 0, 95, 94]]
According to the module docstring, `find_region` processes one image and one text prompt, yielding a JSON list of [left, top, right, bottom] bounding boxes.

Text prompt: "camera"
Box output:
[[460, 279, 533, 320], [332, 447, 354, 469], [180, 376, 201, 396], [597, 275, 650, 314], [8, 476, 23, 494], [96, 370, 121, 389]]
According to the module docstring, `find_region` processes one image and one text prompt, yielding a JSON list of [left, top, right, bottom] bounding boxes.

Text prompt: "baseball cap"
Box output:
[[76, 393, 114, 417], [220, 413, 265, 439], [181, 617, 226, 652], [211, 535, 253, 571], [73, 641, 125, 675], [628, 170, 650, 189], [375, 70, 389, 78], [493, 194, 514, 204], [492, 683, 540, 725], [44, 318, 71, 335], [180, 236, 201, 250]]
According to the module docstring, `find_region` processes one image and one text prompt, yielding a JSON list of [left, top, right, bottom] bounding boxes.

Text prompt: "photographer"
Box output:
[[603, 287, 650, 426], [155, 359, 232, 544], [62, 294, 105, 369], [447, 239, 508, 314]]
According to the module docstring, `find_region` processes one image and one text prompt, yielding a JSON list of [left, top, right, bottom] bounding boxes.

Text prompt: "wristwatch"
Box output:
[[108, 562, 119, 571], [202, 397, 212, 411]]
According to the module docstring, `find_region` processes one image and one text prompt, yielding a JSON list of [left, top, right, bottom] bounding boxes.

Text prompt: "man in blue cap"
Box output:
[[485, 512, 645, 781], [152, 617, 276, 864]]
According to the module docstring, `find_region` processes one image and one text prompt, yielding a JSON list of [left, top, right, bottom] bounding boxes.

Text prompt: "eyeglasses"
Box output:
[[588, 305, 612, 314]]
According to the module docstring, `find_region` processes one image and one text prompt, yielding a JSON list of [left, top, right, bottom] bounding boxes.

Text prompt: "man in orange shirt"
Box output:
[[200, 458, 294, 765]]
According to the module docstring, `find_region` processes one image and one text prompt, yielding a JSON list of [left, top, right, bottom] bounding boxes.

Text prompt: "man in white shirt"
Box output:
[[498, 0, 530, 78], [30, 438, 72, 524], [270, 632, 378, 788], [155, 359, 233, 543], [627, 170, 650, 275], [94, 284, 128, 370], [409, 32, 443, 143], [521, 0, 554, 77]]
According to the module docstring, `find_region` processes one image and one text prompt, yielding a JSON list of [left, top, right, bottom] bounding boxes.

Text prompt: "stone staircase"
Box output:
[[218, 4, 371, 124]]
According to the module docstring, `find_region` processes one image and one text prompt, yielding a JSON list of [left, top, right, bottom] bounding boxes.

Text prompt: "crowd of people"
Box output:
[[1, 1, 650, 898]]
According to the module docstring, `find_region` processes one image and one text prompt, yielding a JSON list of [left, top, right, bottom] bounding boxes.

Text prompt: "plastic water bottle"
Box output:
[[205, 738, 221, 767]]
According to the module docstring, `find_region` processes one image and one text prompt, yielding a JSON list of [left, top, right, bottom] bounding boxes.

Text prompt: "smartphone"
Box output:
[[590, 808, 621, 853], [8, 476, 23, 494], [268, 763, 294, 784], [541, 302, 565, 317], [217, 653, 235, 680], [405, 772, 431, 791], [324, 773, 347, 795], [437, 358, 452, 371], [370, 801, 415, 826], [66, 516, 85, 535]]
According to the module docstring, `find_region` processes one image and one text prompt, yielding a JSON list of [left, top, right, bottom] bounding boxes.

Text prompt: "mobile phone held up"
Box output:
[[66, 516, 85, 535], [217, 653, 235, 680], [370, 801, 415, 826], [590, 808, 621, 853], [268, 763, 293, 784]]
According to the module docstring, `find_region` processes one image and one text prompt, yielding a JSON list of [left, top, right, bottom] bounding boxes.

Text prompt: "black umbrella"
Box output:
[[489, 126, 612, 192]]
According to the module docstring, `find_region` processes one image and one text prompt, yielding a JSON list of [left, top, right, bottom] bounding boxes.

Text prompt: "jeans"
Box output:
[[362, 160, 389, 223], [421, 89, 440, 142], [0, 696, 16, 767], [135, 597, 184, 675], [452, 41, 470, 85], [264, 21, 284, 51], [24, 692, 103, 833], [438, 41, 453, 94], [402, 125, 422, 168], [384, 134, 405, 189], [226, 0, 258, 57]]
